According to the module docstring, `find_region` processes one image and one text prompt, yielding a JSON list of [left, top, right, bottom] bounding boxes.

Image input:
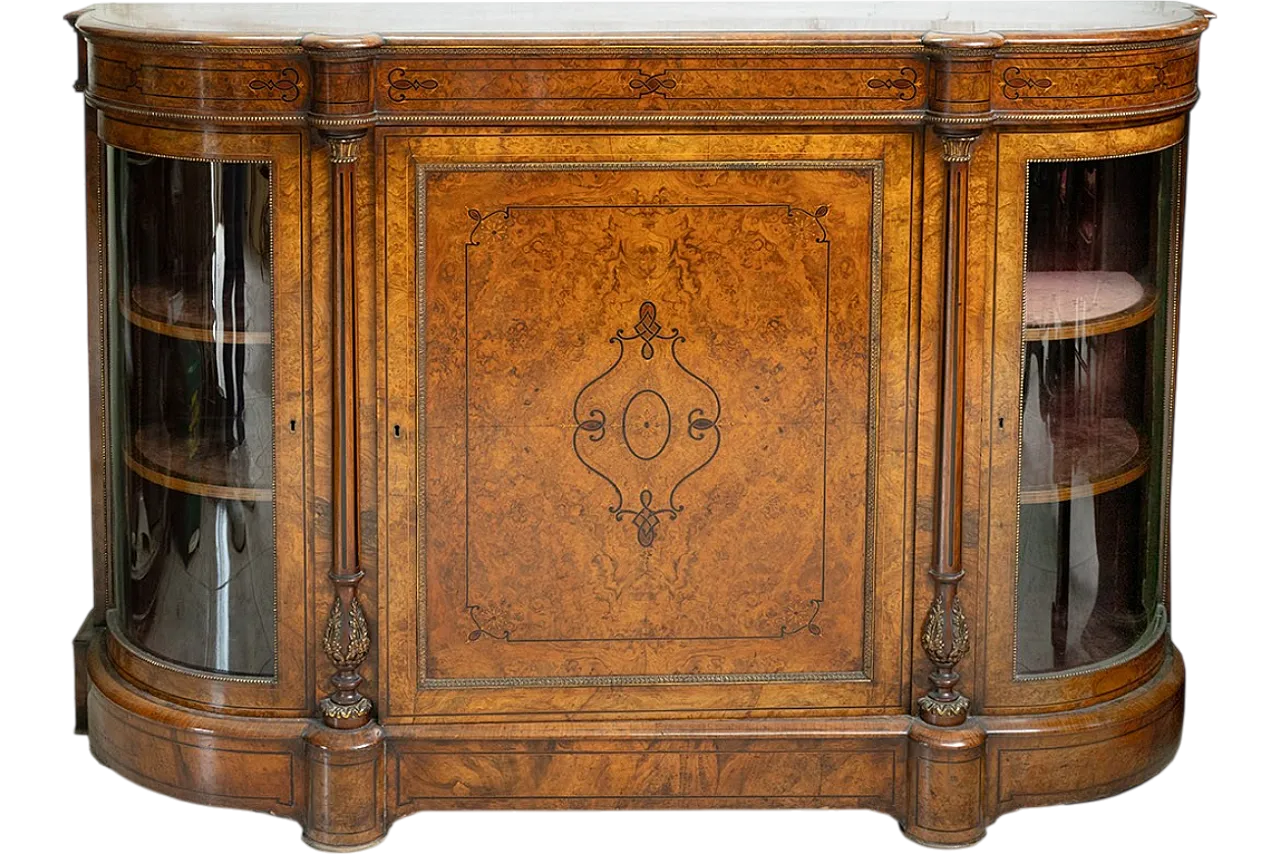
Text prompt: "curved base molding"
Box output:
[[303, 840, 387, 853], [84, 633, 1184, 848]]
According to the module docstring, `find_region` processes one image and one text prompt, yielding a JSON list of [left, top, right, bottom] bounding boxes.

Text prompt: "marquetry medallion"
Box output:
[[573, 300, 722, 548]]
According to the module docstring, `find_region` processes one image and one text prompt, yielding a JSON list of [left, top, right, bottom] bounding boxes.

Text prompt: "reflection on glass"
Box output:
[[1017, 149, 1174, 675], [106, 148, 275, 676]]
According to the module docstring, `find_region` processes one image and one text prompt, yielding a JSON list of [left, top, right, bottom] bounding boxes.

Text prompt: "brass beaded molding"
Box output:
[[85, 94, 309, 125], [81, 96, 1202, 129]]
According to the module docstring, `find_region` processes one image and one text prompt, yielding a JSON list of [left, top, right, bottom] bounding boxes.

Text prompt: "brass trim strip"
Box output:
[[86, 93, 308, 125], [1013, 606, 1167, 683], [381, 111, 926, 125], [420, 670, 874, 690], [107, 609, 278, 685], [1161, 142, 1187, 605], [82, 92, 1200, 130]]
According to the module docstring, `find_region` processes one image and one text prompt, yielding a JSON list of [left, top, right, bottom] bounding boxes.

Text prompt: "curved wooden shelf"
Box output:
[[122, 282, 271, 346], [126, 424, 271, 502], [1021, 416, 1149, 504], [1025, 271, 1156, 341]]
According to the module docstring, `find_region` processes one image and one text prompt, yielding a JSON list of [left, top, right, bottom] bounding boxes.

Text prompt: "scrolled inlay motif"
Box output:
[[248, 67, 300, 102], [573, 301, 722, 548], [387, 67, 441, 102], [628, 71, 677, 95], [866, 67, 918, 100], [1002, 66, 1053, 99]]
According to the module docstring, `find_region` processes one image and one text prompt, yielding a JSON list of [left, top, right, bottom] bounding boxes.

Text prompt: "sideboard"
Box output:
[[67, 3, 1212, 848]]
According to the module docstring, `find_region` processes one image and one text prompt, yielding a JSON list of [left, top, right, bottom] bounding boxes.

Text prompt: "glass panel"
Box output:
[[106, 147, 275, 677], [1017, 147, 1175, 676]]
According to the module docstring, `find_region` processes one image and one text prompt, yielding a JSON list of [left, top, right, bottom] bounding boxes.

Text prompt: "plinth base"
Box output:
[[82, 631, 1183, 849]]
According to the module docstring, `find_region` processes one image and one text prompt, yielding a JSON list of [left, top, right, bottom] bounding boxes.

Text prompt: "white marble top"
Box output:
[[79, 2, 1210, 39]]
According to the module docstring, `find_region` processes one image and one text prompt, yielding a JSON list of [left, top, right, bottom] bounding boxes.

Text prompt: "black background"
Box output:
[[57, 5, 1218, 850]]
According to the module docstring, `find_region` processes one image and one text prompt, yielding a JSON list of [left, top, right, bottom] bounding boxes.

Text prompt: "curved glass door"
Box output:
[[1017, 147, 1176, 676], [106, 147, 275, 677]]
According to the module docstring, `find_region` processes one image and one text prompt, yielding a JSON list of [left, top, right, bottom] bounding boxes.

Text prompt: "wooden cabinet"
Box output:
[[67, 3, 1212, 849]]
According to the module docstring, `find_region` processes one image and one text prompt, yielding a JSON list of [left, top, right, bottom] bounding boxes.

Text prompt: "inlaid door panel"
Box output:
[[380, 132, 918, 718]]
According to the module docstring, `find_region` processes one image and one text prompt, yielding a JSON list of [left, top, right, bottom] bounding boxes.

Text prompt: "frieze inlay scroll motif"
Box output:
[[387, 67, 441, 102], [1001, 66, 1054, 99], [866, 67, 918, 100], [628, 71, 677, 95], [573, 301, 722, 548], [248, 68, 301, 102]]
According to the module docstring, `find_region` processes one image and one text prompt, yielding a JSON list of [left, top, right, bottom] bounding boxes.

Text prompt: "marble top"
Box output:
[[77, 2, 1211, 40]]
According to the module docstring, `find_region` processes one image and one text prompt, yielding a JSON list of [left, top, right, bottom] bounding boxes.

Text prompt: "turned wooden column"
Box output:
[[304, 33, 381, 730], [916, 32, 1002, 728]]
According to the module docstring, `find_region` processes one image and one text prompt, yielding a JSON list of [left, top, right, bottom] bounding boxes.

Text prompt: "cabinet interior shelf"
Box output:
[[125, 424, 271, 502], [1021, 416, 1149, 504], [1024, 271, 1156, 341], [122, 282, 271, 345]]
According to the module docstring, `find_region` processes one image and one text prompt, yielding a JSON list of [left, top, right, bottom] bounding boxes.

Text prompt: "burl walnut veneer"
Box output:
[[66, 3, 1211, 848]]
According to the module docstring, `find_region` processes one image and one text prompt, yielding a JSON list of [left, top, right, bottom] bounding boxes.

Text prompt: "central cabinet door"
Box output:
[[380, 132, 917, 718]]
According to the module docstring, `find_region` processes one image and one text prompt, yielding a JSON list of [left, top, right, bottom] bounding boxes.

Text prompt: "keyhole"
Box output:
[[998, 416, 1005, 429], [393, 424, 402, 438], [289, 419, 297, 432]]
